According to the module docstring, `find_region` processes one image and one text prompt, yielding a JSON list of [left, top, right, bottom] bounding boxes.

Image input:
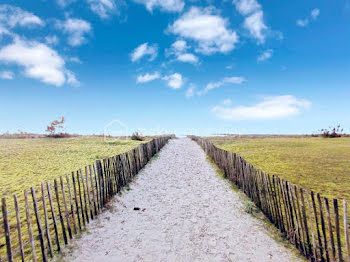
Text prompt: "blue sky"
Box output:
[[0, 0, 349, 136]]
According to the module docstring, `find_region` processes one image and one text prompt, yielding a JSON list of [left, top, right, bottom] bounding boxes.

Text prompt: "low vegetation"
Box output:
[[209, 136, 350, 200], [131, 131, 144, 141], [317, 124, 344, 138], [0, 136, 146, 198]]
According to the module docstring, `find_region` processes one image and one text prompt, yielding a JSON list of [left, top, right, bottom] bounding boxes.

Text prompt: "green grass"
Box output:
[[0, 136, 145, 198], [208, 136, 350, 200]]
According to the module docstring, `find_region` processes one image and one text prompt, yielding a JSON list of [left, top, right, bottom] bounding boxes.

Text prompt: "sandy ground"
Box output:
[[61, 138, 302, 262]]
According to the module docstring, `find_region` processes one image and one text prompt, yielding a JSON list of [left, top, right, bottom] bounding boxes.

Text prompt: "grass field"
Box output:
[[208, 136, 350, 200], [0, 137, 145, 198]]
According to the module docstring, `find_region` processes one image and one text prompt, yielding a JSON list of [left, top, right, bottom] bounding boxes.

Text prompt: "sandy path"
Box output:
[[63, 138, 301, 262]]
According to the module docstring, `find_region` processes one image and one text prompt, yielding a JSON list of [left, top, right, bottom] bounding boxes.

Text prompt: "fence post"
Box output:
[[111, 157, 118, 194], [13, 194, 25, 262], [274, 175, 285, 233], [311, 191, 324, 261], [289, 184, 302, 250], [305, 191, 317, 261], [77, 170, 86, 227], [317, 193, 330, 262], [280, 179, 291, 237], [54, 179, 68, 245], [2, 198, 13, 262], [47, 182, 60, 252], [333, 199, 342, 261], [60, 176, 72, 239], [89, 165, 98, 216], [92, 164, 102, 213], [85, 167, 94, 220], [31, 187, 48, 262], [40, 184, 53, 258], [324, 197, 336, 261], [300, 188, 312, 258], [102, 159, 108, 201], [24, 190, 37, 262], [65, 174, 77, 234], [102, 159, 108, 203], [71, 172, 82, 231], [80, 171, 89, 224], [96, 160, 104, 208], [344, 200, 350, 262]]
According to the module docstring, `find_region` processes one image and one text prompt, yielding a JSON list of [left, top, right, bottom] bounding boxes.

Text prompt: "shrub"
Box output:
[[319, 125, 344, 138], [131, 132, 143, 141], [0, 131, 39, 139], [46, 133, 75, 138]]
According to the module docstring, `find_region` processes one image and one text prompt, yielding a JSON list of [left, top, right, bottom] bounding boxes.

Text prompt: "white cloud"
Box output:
[[56, 0, 75, 7], [0, 5, 44, 28], [162, 73, 183, 89], [212, 95, 311, 120], [45, 35, 59, 45], [169, 7, 238, 55], [57, 0, 118, 19], [311, 8, 320, 19], [233, 0, 268, 43], [172, 40, 188, 52], [0, 70, 14, 80], [243, 11, 267, 43], [296, 19, 309, 27], [186, 84, 196, 98], [137, 72, 161, 83], [131, 42, 158, 62], [136, 71, 184, 89], [69, 56, 82, 63], [66, 70, 80, 86], [199, 76, 245, 95], [176, 53, 199, 64], [222, 98, 232, 105], [0, 38, 78, 86], [133, 0, 184, 12], [168, 40, 198, 64], [56, 18, 92, 47], [257, 49, 273, 62], [297, 8, 320, 27], [87, 0, 116, 19], [0, 24, 10, 36], [233, 0, 260, 15]]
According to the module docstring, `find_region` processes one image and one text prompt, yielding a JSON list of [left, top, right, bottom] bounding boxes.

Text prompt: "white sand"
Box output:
[[62, 138, 302, 262]]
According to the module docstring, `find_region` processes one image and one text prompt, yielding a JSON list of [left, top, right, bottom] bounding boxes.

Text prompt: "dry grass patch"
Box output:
[[0, 136, 145, 198], [208, 136, 350, 200]]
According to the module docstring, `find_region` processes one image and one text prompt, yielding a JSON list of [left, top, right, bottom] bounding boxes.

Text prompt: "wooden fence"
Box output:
[[0, 136, 172, 262], [190, 136, 350, 262]]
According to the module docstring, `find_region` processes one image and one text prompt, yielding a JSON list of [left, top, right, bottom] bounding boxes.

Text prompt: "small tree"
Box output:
[[46, 117, 65, 137], [131, 131, 144, 141], [319, 124, 344, 138]]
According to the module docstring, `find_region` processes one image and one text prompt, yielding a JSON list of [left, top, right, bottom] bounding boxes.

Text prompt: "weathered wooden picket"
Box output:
[[191, 136, 350, 262], [0, 136, 172, 262]]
